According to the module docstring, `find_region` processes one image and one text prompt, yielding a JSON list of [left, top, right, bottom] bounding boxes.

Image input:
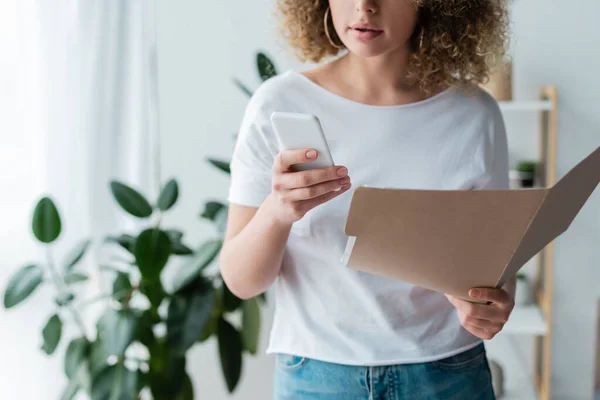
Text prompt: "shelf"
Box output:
[[485, 337, 541, 400], [502, 304, 547, 335], [499, 100, 553, 112]]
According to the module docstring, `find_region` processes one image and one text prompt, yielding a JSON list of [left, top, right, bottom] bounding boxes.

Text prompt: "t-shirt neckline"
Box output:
[[286, 69, 454, 111]]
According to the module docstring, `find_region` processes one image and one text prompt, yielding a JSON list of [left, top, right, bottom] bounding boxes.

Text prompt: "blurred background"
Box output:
[[0, 0, 599, 399]]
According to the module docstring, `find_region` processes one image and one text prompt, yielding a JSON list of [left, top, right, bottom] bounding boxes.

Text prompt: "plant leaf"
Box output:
[[167, 283, 216, 354], [109, 181, 153, 218], [3, 264, 44, 308], [55, 292, 75, 307], [134, 228, 172, 282], [232, 78, 253, 98], [166, 230, 193, 256], [157, 179, 179, 211], [64, 272, 89, 284], [92, 364, 138, 400], [65, 337, 89, 379], [214, 206, 229, 234], [61, 363, 91, 400], [258, 291, 267, 304], [207, 158, 231, 174], [222, 282, 242, 312], [256, 52, 277, 81], [218, 317, 243, 393], [200, 201, 225, 221], [60, 376, 79, 400], [197, 284, 222, 343], [148, 352, 186, 400], [96, 309, 137, 358], [89, 339, 110, 376], [166, 230, 183, 243], [171, 242, 194, 256], [171, 240, 222, 292], [198, 313, 218, 343], [242, 297, 261, 354], [32, 197, 62, 243], [63, 239, 91, 271], [112, 272, 132, 302], [176, 373, 194, 400], [42, 314, 62, 355], [140, 279, 165, 309], [105, 234, 136, 254], [136, 309, 155, 348]]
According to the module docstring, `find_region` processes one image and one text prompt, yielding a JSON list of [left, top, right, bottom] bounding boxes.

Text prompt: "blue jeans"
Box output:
[[273, 343, 495, 400]]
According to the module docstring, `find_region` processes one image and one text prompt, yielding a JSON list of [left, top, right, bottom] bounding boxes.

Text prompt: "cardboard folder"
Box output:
[[342, 146, 600, 301]]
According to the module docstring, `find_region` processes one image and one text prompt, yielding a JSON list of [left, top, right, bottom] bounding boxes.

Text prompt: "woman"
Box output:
[[219, 0, 515, 398]]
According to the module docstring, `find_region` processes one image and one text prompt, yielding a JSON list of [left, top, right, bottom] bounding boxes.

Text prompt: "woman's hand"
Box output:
[[267, 148, 351, 225], [445, 284, 516, 340]]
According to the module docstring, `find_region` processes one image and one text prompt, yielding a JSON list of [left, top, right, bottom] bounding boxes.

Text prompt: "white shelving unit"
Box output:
[[502, 304, 547, 336], [490, 87, 558, 400], [499, 100, 553, 112]]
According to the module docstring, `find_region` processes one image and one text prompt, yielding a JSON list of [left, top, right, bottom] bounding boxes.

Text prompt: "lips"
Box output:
[[350, 22, 382, 31], [349, 23, 383, 41]]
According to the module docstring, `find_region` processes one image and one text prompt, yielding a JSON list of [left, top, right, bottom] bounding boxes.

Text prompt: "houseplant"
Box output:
[[515, 161, 537, 188], [2, 51, 279, 400]]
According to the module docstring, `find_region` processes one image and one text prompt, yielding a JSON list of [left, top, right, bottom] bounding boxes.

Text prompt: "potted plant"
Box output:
[[514, 272, 534, 306], [512, 161, 537, 188], [2, 51, 279, 400]]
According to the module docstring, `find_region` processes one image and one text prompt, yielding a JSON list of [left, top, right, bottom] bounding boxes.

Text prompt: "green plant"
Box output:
[[516, 161, 536, 174], [516, 272, 527, 281], [2, 50, 279, 400]]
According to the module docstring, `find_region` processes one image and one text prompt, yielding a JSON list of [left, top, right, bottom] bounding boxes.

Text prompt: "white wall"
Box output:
[[595, 300, 600, 391], [2, 0, 598, 399], [509, 1, 600, 399], [156, 0, 600, 399], [155, 0, 293, 398]]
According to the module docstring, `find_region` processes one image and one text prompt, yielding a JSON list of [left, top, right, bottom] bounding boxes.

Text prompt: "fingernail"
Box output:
[[306, 150, 317, 159], [337, 167, 348, 177], [470, 289, 480, 298]]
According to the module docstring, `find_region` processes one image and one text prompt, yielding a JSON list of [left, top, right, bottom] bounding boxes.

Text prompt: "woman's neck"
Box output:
[[327, 49, 426, 106]]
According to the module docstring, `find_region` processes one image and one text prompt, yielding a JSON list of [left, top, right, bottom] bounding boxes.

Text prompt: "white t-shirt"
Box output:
[[227, 69, 509, 366]]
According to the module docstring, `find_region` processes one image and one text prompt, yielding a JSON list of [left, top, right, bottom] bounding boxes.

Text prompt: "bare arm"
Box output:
[[219, 149, 351, 299], [218, 197, 291, 300]]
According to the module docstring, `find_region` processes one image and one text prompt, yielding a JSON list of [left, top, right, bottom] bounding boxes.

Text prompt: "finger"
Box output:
[[463, 323, 498, 340], [462, 313, 504, 331], [469, 288, 513, 309], [274, 149, 318, 172], [279, 165, 348, 189], [454, 298, 509, 323], [286, 176, 351, 201], [298, 182, 352, 211]]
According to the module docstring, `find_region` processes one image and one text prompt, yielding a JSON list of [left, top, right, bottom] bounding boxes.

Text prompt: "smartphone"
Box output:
[[270, 111, 335, 172]]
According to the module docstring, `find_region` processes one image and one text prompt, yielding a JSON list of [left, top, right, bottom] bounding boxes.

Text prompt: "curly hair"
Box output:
[[275, 0, 509, 95]]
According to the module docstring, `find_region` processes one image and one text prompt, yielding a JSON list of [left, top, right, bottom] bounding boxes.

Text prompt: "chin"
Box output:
[[344, 43, 392, 59]]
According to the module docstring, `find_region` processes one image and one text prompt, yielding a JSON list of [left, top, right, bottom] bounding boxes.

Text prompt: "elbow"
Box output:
[[229, 285, 255, 301], [220, 273, 256, 300], [218, 251, 258, 300]]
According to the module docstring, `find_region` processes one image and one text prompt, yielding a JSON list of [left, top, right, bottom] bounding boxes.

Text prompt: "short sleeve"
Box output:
[[479, 98, 510, 190], [227, 91, 278, 208]]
